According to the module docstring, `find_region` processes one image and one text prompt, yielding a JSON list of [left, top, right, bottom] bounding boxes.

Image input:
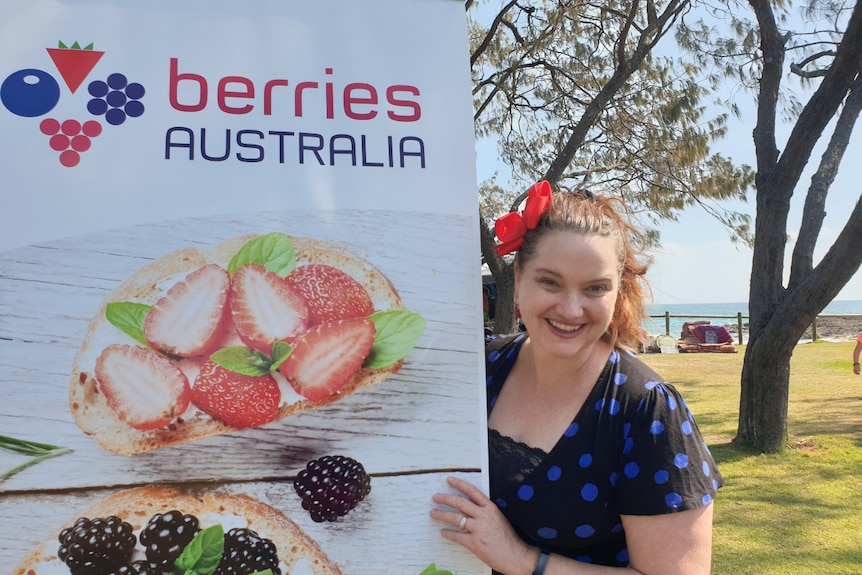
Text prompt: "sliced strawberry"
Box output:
[[279, 318, 375, 402], [284, 264, 375, 325], [206, 309, 245, 350], [144, 263, 230, 357], [191, 359, 281, 428], [230, 264, 309, 354], [95, 344, 191, 430]]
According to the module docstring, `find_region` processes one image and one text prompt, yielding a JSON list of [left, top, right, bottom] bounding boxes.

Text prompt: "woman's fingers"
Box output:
[[432, 491, 471, 512], [446, 475, 489, 503], [429, 507, 469, 530], [430, 477, 487, 534]]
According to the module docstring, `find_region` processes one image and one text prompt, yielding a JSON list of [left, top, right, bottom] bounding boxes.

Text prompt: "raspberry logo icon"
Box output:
[[1, 41, 145, 167], [40, 118, 103, 168]]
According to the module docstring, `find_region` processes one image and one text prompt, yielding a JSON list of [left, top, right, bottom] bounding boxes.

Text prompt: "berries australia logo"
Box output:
[[3, 40, 425, 169], [1, 41, 145, 168]]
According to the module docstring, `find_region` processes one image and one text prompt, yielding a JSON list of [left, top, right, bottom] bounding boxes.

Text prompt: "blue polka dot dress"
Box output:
[[487, 333, 723, 567]]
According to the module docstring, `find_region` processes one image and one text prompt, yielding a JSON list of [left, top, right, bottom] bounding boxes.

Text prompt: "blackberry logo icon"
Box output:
[[87, 73, 146, 126], [1, 41, 146, 167]]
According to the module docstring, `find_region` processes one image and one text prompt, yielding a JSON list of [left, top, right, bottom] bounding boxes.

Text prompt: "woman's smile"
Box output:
[[546, 318, 584, 334]]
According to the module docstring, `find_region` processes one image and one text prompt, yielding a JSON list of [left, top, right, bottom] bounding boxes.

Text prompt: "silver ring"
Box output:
[[458, 515, 468, 531]]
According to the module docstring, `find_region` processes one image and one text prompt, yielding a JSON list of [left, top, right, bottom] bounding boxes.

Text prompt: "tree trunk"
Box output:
[[737, 0, 862, 453], [480, 213, 520, 335], [737, 328, 792, 452], [492, 265, 518, 334]]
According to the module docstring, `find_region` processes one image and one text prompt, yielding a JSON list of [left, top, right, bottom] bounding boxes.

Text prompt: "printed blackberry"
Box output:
[[107, 560, 161, 575], [214, 527, 281, 575], [57, 516, 136, 575], [139, 509, 200, 570], [293, 454, 372, 522]]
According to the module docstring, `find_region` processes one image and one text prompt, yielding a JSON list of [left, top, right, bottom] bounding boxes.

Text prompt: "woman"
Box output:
[[853, 331, 861, 374], [431, 182, 722, 574]]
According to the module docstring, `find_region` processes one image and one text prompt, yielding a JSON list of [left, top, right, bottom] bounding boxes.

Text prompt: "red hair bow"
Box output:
[[493, 181, 552, 256]]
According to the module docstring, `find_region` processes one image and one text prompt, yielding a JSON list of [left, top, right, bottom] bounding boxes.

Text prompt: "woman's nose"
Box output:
[[556, 291, 584, 316]]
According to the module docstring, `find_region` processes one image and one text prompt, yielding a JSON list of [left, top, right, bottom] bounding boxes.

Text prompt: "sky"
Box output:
[[473, 7, 862, 307], [644, 104, 862, 305]]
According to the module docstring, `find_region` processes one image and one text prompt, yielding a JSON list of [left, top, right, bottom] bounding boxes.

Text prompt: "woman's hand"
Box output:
[[430, 476, 538, 575]]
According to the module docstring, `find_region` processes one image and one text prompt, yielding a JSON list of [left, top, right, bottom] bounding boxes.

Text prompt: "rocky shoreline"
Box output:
[[725, 315, 861, 342]]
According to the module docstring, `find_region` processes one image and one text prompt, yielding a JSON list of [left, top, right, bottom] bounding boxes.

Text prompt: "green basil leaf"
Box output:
[[249, 571, 274, 575], [270, 341, 293, 372], [364, 310, 426, 369], [175, 524, 224, 575], [210, 346, 273, 376], [105, 302, 152, 346], [420, 564, 453, 575], [228, 232, 296, 277]]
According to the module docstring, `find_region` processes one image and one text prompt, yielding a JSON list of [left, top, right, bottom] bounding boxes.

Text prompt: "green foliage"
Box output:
[[468, 0, 756, 335], [420, 564, 454, 575], [468, 0, 753, 243]]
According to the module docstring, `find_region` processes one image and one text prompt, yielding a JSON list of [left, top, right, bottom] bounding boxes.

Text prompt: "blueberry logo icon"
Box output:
[[0, 69, 60, 117]]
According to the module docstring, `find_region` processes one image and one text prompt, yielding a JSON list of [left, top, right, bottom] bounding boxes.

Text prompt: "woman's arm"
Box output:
[[536, 507, 714, 575], [431, 477, 715, 575], [620, 505, 714, 574], [853, 340, 861, 374]]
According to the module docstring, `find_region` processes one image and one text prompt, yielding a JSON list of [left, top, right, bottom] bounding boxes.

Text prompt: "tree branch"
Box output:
[[789, 75, 862, 288], [543, 0, 686, 186], [775, 3, 862, 192], [789, 49, 835, 78], [470, 0, 520, 67], [748, 0, 784, 177]]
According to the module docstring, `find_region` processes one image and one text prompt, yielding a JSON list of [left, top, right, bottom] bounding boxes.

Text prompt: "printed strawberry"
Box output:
[[279, 318, 375, 402], [95, 344, 191, 430], [191, 359, 281, 428], [46, 41, 104, 93], [284, 264, 375, 325], [230, 264, 309, 354], [144, 263, 230, 357]]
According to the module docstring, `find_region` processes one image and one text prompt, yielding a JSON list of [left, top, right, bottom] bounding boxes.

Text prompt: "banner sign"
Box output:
[[0, 1, 488, 573]]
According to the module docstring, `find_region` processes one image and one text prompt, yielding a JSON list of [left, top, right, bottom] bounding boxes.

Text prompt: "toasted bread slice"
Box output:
[[13, 484, 341, 575], [70, 234, 406, 454]]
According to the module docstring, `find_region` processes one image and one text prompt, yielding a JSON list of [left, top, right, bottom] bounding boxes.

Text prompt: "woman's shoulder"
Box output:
[[613, 348, 664, 381], [611, 348, 688, 404]]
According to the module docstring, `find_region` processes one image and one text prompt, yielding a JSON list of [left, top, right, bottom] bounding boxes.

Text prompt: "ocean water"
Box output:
[[644, 299, 862, 341]]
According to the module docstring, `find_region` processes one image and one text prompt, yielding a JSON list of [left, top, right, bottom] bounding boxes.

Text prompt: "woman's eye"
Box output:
[[588, 284, 609, 294]]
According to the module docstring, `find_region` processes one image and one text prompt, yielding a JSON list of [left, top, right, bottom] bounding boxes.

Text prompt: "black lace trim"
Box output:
[[489, 428, 547, 501]]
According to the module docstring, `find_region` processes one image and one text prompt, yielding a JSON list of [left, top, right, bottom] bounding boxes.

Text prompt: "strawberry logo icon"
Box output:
[[46, 41, 104, 93]]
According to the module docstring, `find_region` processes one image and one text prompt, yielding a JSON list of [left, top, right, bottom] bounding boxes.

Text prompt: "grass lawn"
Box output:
[[640, 341, 862, 575]]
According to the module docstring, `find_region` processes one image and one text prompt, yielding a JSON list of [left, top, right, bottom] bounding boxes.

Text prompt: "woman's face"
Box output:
[[515, 230, 620, 359]]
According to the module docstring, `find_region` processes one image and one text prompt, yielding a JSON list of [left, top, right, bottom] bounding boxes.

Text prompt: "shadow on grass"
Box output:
[[710, 437, 862, 574], [791, 395, 862, 438]]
